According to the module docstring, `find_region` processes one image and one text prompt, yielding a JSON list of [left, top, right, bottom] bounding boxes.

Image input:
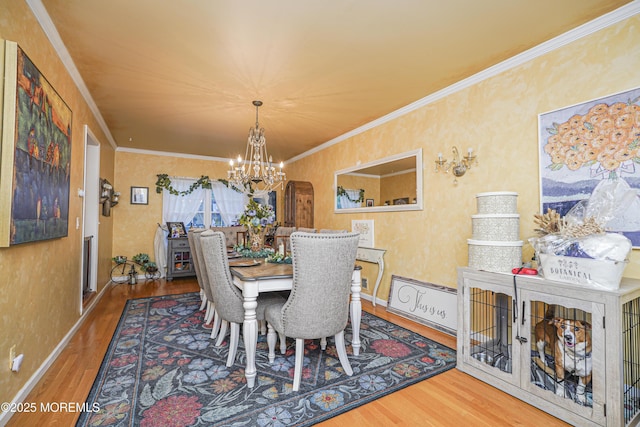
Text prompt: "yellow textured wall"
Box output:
[[380, 172, 416, 206], [112, 151, 234, 261], [0, 0, 115, 405], [1, 1, 639, 411], [285, 14, 640, 301]]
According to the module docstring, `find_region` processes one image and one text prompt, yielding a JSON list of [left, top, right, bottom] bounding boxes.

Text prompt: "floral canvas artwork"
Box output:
[[538, 87, 640, 247]]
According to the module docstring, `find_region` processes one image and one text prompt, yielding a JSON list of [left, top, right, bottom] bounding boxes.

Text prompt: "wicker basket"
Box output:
[[475, 191, 518, 214], [468, 239, 523, 273], [471, 214, 520, 241]]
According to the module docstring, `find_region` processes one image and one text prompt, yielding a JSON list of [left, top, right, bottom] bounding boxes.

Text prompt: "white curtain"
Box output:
[[211, 181, 249, 226], [338, 189, 362, 209], [156, 178, 205, 277], [154, 225, 168, 278], [162, 178, 205, 224]]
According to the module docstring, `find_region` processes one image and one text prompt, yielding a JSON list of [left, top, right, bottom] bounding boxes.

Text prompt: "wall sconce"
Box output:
[[434, 146, 478, 184], [100, 178, 120, 216]]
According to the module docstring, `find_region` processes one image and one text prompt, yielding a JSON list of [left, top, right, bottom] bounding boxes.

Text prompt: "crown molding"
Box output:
[[288, 1, 640, 163], [27, 0, 640, 163], [116, 147, 230, 163], [26, 0, 119, 151]]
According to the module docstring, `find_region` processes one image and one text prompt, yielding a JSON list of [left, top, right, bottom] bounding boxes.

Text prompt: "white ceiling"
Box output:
[[34, 0, 634, 163]]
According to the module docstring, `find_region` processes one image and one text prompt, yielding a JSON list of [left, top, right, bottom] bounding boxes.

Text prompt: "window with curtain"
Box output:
[[161, 178, 248, 229], [337, 188, 363, 209], [156, 178, 249, 277]]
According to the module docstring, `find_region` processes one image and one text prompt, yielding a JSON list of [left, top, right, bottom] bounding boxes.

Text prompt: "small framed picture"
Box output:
[[166, 222, 187, 238], [366, 198, 374, 207], [131, 186, 149, 205]]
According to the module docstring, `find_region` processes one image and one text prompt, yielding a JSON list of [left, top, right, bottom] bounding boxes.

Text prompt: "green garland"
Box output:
[[337, 186, 365, 203], [155, 174, 248, 195], [233, 245, 275, 259]]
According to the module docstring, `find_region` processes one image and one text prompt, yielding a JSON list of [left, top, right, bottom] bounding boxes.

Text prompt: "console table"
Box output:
[[356, 247, 386, 305], [166, 237, 196, 281]]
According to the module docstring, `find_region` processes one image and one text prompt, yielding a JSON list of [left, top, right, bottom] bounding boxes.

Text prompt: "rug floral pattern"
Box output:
[[77, 293, 456, 427]]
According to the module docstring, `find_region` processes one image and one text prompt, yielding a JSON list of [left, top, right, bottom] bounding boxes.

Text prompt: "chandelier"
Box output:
[[228, 101, 286, 197]]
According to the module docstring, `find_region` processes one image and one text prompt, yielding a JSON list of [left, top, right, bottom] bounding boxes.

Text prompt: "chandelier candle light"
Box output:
[[435, 146, 478, 184], [228, 101, 286, 196]]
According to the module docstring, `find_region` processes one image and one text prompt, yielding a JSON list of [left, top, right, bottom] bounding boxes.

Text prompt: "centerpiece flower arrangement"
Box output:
[[238, 198, 275, 252]]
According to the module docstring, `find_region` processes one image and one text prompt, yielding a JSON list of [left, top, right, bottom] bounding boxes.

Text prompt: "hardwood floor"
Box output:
[[6, 277, 569, 427]]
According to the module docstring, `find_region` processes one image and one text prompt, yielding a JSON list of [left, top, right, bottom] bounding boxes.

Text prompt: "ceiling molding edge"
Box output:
[[26, 0, 640, 164], [116, 147, 230, 163], [287, 0, 640, 164], [26, 0, 118, 151]]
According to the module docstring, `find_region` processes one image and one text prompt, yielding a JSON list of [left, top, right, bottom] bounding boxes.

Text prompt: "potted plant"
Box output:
[[112, 255, 127, 264], [143, 261, 158, 273], [238, 198, 275, 252], [133, 254, 157, 271], [132, 253, 150, 266]]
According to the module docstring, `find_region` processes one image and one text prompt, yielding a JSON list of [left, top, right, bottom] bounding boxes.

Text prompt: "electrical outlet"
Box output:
[[9, 345, 15, 369], [362, 278, 368, 290]]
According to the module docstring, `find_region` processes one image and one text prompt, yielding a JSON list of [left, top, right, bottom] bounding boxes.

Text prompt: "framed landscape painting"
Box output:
[[0, 41, 72, 246]]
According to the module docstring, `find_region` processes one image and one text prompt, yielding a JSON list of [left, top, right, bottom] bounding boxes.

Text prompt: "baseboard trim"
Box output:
[[360, 292, 387, 307], [0, 281, 112, 427]]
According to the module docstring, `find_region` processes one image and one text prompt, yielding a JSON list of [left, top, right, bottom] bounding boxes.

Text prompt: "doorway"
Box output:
[[81, 125, 100, 313]]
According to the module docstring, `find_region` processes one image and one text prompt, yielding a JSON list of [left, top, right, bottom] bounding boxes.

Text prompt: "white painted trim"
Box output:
[[288, 1, 640, 164], [360, 292, 388, 307], [26, 0, 118, 151], [335, 149, 423, 213], [346, 168, 416, 179], [0, 282, 112, 427], [116, 146, 230, 163], [81, 125, 101, 314]]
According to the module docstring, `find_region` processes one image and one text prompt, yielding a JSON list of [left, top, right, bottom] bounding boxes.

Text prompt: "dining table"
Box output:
[[229, 258, 363, 388]]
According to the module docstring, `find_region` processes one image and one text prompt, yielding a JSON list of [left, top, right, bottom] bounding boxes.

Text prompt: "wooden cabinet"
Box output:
[[284, 181, 314, 228], [457, 267, 640, 427], [166, 237, 195, 281]]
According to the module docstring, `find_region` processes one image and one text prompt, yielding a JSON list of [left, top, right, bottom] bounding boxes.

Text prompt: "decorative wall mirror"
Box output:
[[334, 149, 423, 213]]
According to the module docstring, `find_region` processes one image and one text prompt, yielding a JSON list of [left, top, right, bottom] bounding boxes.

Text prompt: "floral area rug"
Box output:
[[76, 292, 456, 427]]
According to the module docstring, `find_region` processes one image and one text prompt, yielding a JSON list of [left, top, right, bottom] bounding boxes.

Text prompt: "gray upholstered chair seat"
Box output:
[[273, 226, 296, 253], [296, 227, 316, 233], [188, 228, 221, 337], [200, 229, 286, 367], [266, 231, 360, 391]]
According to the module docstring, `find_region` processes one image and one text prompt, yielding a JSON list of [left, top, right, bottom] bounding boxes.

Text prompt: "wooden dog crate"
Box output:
[[457, 267, 640, 427]]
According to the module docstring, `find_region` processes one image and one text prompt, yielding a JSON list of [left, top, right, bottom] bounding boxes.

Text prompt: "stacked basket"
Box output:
[[468, 191, 522, 273]]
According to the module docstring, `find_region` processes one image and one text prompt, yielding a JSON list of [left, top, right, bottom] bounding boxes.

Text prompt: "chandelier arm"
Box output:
[[228, 100, 286, 195]]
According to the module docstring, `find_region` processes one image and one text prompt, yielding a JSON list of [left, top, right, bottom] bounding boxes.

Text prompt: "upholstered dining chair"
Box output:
[[188, 228, 224, 340], [187, 229, 213, 318], [265, 231, 360, 391], [199, 230, 286, 367], [296, 227, 316, 233], [273, 226, 296, 253]]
